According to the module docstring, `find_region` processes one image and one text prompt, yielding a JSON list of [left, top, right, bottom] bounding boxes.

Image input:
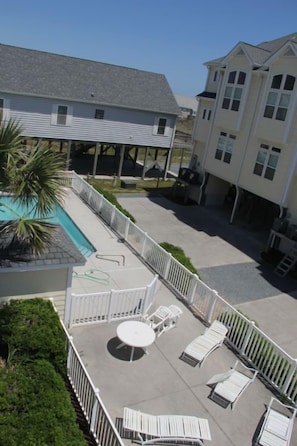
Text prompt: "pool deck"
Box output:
[[62, 189, 297, 446]]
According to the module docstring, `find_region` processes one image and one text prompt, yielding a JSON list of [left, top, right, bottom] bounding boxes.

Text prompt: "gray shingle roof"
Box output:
[[0, 225, 86, 269], [0, 43, 180, 116]]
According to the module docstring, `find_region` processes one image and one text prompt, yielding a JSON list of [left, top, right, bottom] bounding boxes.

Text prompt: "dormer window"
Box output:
[[222, 71, 246, 112], [264, 74, 295, 121]]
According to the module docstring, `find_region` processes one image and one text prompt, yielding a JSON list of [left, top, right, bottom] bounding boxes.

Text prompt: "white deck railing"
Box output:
[[61, 320, 125, 446], [69, 277, 158, 327], [64, 171, 297, 405]]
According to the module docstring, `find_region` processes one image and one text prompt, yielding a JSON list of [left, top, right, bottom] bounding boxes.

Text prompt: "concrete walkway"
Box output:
[[116, 194, 297, 357]]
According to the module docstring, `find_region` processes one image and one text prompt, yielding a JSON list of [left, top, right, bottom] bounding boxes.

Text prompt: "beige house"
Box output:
[[190, 33, 297, 261]]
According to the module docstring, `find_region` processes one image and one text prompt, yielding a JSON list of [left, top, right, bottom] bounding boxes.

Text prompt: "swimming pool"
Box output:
[[0, 196, 95, 258]]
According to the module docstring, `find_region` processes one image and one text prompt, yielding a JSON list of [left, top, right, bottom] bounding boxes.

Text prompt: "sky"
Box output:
[[1, 0, 297, 97]]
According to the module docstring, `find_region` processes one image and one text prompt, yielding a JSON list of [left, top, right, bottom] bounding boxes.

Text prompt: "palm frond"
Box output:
[[0, 218, 57, 255], [13, 145, 65, 215]]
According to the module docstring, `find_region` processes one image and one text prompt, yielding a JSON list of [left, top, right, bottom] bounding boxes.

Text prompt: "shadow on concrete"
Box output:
[[107, 337, 145, 362], [142, 194, 297, 301]]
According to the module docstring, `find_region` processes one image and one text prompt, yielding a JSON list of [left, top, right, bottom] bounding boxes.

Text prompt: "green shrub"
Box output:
[[0, 299, 67, 376], [160, 242, 198, 274], [0, 360, 86, 446], [88, 181, 136, 222]]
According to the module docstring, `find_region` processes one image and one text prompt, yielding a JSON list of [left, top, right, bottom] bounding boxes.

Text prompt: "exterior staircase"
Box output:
[[274, 245, 297, 277]]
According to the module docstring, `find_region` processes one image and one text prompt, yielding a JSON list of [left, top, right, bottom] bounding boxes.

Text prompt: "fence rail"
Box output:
[[63, 170, 297, 406]]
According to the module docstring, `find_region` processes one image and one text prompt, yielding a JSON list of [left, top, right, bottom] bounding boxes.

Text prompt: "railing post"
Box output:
[[90, 388, 100, 433], [67, 337, 73, 371], [110, 205, 116, 227], [87, 183, 93, 204], [141, 232, 147, 258], [281, 358, 297, 395], [124, 218, 130, 241], [205, 290, 219, 324], [187, 274, 198, 305], [239, 320, 255, 356], [107, 290, 115, 323], [164, 252, 172, 280]]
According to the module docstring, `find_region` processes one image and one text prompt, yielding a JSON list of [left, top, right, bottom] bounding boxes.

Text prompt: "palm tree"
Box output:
[[0, 117, 66, 255]]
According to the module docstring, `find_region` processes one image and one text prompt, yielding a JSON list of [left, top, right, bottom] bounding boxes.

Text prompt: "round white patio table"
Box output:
[[116, 321, 156, 362]]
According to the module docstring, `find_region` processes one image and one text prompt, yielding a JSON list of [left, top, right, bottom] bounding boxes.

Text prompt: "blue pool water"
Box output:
[[0, 196, 95, 257]]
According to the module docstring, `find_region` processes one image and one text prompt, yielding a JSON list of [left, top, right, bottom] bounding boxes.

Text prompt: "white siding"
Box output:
[[6, 94, 175, 148]]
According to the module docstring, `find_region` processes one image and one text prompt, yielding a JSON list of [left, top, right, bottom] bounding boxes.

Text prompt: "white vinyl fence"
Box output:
[[69, 276, 158, 328], [64, 171, 297, 405], [62, 320, 125, 446]]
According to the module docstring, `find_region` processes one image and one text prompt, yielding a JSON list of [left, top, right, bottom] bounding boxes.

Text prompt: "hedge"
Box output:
[[0, 299, 87, 445]]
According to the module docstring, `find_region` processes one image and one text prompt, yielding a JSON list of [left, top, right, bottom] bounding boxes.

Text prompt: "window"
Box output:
[[153, 117, 170, 136], [202, 109, 212, 120], [95, 109, 104, 119], [215, 132, 236, 164], [157, 118, 167, 135], [213, 70, 218, 82], [264, 74, 295, 121], [51, 104, 72, 126], [57, 105, 68, 125], [222, 70, 246, 111], [253, 144, 281, 180]]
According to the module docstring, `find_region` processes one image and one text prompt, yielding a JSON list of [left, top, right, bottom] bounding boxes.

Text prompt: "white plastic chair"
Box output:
[[142, 306, 172, 337], [256, 397, 297, 445], [207, 360, 258, 409], [143, 305, 182, 337], [180, 320, 228, 367], [123, 407, 211, 445]]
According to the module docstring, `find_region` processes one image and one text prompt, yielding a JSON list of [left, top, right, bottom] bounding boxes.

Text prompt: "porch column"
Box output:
[[117, 144, 125, 178], [163, 149, 172, 180], [134, 147, 139, 168], [179, 148, 185, 173], [92, 142, 100, 177], [142, 147, 149, 180], [66, 140, 72, 171], [230, 186, 242, 223]]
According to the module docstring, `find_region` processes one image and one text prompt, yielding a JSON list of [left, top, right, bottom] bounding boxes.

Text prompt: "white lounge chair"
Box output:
[[256, 397, 297, 446], [122, 407, 211, 445], [207, 360, 258, 409], [180, 320, 228, 367], [143, 305, 183, 337]]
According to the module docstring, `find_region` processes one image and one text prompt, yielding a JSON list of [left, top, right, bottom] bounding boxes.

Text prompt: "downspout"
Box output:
[[229, 70, 266, 223]]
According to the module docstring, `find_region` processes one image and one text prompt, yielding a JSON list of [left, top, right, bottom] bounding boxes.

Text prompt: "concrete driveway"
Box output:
[[116, 194, 297, 357]]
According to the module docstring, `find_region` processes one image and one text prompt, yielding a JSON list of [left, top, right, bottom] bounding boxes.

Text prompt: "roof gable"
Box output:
[[0, 43, 180, 116], [261, 40, 297, 67], [221, 42, 270, 67]]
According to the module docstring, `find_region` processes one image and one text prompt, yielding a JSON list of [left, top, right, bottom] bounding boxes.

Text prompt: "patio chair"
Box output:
[[207, 360, 258, 409], [180, 320, 228, 367], [122, 407, 211, 445], [255, 397, 297, 446], [142, 305, 182, 337]]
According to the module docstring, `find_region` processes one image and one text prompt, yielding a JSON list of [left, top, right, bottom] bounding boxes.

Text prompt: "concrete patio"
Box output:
[[62, 189, 297, 446]]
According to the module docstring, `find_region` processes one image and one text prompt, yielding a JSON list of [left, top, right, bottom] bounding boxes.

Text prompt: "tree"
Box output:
[[0, 117, 65, 255]]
